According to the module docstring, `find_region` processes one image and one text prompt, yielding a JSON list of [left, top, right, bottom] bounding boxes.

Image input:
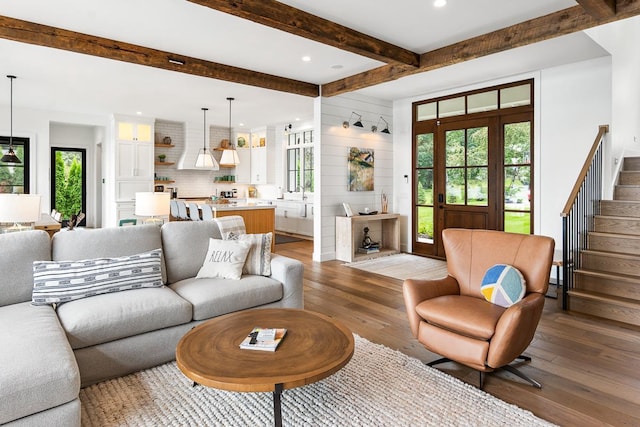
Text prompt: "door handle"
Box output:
[[438, 194, 444, 203]]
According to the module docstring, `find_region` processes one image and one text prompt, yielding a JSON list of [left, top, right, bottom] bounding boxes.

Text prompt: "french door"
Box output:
[[413, 114, 532, 258]]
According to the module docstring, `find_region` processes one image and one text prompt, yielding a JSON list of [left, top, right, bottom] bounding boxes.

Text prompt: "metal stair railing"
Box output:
[[560, 125, 609, 310]]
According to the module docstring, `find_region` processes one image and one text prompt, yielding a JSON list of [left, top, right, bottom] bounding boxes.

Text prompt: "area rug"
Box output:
[[80, 335, 555, 427], [346, 253, 448, 281], [275, 233, 305, 244]]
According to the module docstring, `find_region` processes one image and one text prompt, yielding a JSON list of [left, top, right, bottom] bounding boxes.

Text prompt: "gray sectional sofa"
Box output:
[[0, 220, 304, 426]]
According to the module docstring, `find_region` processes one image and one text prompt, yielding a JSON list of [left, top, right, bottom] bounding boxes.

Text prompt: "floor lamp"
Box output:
[[135, 192, 170, 225], [0, 194, 42, 233]]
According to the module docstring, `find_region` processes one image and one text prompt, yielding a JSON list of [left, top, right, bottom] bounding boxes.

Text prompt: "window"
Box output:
[[0, 136, 30, 193], [286, 130, 314, 193]]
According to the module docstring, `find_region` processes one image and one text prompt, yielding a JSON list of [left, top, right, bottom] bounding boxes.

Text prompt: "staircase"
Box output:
[[568, 157, 640, 327]]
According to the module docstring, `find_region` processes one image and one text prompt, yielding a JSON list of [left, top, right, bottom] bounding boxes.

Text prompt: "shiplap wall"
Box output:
[[314, 94, 393, 262]]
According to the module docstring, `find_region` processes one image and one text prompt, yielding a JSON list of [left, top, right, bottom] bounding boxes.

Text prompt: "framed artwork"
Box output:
[[348, 147, 374, 191], [342, 203, 354, 217]]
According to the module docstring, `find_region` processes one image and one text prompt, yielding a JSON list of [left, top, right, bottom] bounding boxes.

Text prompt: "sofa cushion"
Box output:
[[161, 221, 221, 284], [56, 286, 192, 349], [196, 238, 251, 280], [32, 249, 163, 305], [480, 264, 526, 308], [0, 302, 80, 425], [52, 225, 167, 284], [235, 232, 273, 276], [0, 230, 51, 307], [170, 275, 283, 320]]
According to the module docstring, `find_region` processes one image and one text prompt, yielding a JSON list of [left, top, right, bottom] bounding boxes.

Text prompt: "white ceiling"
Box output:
[[0, 0, 610, 129]]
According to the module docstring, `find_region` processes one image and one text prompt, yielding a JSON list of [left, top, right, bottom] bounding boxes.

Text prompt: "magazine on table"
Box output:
[[239, 327, 287, 352]]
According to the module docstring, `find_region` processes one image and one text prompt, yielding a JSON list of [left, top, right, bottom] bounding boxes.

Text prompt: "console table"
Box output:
[[335, 213, 400, 262]]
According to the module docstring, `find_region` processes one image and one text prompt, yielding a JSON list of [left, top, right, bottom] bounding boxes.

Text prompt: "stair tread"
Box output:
[[582, 249, 640, 259], [601, 199, 640, 204], [595, 214, 640, 220], [568, 289, 640, 308], [575, 269, 640, 283], [589, 231, 640, 239]]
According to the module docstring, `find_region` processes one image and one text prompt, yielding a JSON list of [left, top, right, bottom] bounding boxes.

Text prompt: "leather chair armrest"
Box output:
[[403, 275, 460, 337], [487, 292, 546, 368]]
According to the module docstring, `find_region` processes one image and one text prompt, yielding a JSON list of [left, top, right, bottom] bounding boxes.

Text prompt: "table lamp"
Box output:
[[0, 194, 42, 233], [135, 192, 170, 225]]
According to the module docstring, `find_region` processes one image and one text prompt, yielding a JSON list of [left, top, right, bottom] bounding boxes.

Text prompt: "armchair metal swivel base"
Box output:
[[427, 355, 542, 390], [403, 229, 555, 392]]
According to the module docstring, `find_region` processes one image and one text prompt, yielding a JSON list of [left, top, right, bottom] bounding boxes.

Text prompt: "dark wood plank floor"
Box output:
[[275, 240, 640, 427]]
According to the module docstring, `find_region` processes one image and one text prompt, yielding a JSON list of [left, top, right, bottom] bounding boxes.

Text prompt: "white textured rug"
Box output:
[[346, 253, 448, 281], [80, 335, 555, 427]]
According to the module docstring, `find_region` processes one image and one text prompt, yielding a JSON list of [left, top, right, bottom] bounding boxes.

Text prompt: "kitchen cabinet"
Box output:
[[275, 200, 313, 237], [250, 126, 276, 184], [109, 115, 155, 225], [116, 120, 153, 142], [234, 131, 251, 184], [116, 139, 154, 181]]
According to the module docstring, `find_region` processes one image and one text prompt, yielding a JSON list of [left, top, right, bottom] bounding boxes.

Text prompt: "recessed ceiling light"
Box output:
[[302, 56, 311, 62], [434, 0, 447, 7], [136, 111, 142, 115]]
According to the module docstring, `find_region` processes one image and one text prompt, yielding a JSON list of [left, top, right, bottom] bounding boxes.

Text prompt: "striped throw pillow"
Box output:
[[32, 249, 163, 305]]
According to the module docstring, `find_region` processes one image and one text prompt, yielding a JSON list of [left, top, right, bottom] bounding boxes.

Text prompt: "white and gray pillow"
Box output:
[[196, 238, 251, 280], [237, 232, 272, 276], [32, 249, 163, 305]]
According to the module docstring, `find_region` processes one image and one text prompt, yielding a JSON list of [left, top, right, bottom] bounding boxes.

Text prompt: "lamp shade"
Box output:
[[0, 194, 41, 223], [135, 192, 170, 217], [219, 149, 240, 166]]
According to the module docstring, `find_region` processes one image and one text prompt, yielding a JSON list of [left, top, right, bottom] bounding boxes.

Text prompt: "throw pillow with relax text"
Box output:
[[196, 238, 251, 280]]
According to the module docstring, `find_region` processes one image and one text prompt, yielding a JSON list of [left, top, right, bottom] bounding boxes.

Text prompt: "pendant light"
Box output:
[[219, 97, 240, 167], [1, 75, 21, 164], [194, 107, 219, 169]]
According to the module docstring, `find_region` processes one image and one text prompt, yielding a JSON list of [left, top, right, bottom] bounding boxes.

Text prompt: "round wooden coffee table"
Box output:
[[176, 308, 354, 427]]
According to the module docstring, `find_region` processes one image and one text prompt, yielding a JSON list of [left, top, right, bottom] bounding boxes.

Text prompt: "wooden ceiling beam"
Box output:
[[187, 0, 420, 67], [0, 15, 319, 97], [576, 0, 617, 20], [322, 1, 640, 97]]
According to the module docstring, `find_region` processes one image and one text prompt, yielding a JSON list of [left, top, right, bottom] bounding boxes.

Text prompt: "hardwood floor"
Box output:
[[275, 240, 640, 427]]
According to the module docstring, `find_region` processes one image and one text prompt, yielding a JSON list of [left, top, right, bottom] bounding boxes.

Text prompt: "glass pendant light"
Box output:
[[194, 107, 219, 169], [220, 97, 240, 166]]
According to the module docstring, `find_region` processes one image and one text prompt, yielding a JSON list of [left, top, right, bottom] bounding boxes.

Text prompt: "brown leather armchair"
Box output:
[[403, 228, 554, 389]]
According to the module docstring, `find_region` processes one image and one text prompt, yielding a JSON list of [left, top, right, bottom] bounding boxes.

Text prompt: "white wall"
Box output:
[[0, 105, 108, 222], [392, 56, 612, 252], [587, 15, 640, 185], [314, 93, 393, 262]]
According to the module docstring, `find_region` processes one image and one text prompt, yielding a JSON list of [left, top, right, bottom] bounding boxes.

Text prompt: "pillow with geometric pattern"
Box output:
[[32, 249, 163, 306], [480, 264, 526, 308]]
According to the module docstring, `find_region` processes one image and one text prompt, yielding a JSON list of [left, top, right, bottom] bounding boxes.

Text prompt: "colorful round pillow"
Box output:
[[480, 264, 526, 308]]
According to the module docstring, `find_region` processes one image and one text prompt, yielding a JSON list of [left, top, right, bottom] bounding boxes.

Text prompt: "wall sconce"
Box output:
[[284, 123, 292, 135], [342, 112, 363, 128], [371, 116, 391, 134]]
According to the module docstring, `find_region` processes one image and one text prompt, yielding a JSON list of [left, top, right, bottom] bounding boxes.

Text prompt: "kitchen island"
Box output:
[[176, 199, 276, 249]]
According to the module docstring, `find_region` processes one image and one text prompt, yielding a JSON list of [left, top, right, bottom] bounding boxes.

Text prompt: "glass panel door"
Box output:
[[50, 147, 86, 226], [503, 120, 532, 233]]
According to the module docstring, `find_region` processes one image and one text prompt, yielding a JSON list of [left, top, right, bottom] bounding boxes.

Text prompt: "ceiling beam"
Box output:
[[187, 0, 420, 68], [0, 15, 319, 97], [576, 0, 617, 20], [322, 1, 640, 97]]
